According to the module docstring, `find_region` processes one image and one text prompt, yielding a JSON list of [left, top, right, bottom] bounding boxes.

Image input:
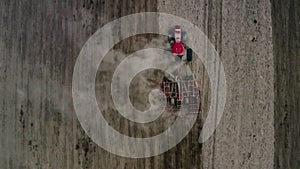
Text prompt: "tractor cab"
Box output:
[[174, 27, 182, 42], [168, 26, 192, 61]]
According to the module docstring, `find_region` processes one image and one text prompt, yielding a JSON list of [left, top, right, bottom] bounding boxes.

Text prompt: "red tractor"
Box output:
[[168, 26, 193, 61], [159, 26, 200, 114]]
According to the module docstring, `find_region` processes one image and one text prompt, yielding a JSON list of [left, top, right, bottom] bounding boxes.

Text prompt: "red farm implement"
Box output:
[[160, 76, 201, 114]]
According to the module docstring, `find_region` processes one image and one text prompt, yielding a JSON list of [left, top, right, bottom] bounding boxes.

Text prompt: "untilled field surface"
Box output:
[[158, 0, 274, 168]]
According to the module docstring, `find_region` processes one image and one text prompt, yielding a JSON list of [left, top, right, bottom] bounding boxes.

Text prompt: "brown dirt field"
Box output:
[[0, 0, 299, 169]]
